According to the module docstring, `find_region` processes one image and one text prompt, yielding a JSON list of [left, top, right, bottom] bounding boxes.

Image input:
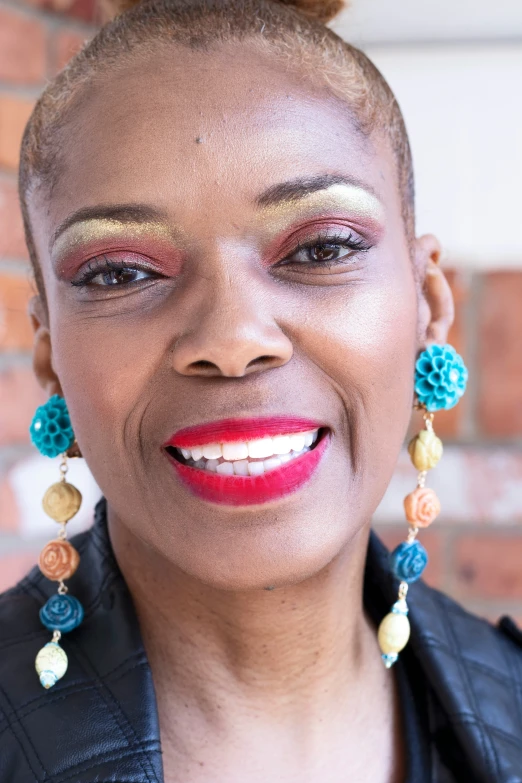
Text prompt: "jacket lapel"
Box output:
[[366, 532, 522, 783]]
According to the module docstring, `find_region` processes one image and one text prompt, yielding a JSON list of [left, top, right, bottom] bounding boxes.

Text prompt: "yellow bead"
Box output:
[[42, 482, 82, 523], [35, 642, 68, 689], [408, 429, 443, 471], [378, 612, 411, 656]]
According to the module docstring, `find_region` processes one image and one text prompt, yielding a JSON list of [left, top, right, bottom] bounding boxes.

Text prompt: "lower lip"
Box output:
[[165, 433, 330, 506]]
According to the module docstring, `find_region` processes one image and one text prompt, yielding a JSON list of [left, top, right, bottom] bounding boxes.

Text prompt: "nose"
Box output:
[[170, 268, 293, 378]]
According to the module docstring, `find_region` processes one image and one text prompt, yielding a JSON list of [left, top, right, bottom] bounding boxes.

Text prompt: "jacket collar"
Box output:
[[17, 499, 519, 782]]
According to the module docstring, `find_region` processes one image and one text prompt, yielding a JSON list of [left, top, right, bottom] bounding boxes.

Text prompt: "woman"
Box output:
[[1, 0, 521, 780]]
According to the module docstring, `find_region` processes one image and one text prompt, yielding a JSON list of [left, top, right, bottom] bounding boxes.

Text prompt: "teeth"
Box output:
[[247, 437, 275, 459], [222, 441, 249, 461], [289, 434, 306, 452], [272, 435, 291, 455], [233, 460, 250, 476], [263, 457, 282, 471], [248, 461, 265, 476], [216, 461, 234, 475], [176, 428, 321, 474], [201, 443, 222, 459], [191, 446, 204, 461]]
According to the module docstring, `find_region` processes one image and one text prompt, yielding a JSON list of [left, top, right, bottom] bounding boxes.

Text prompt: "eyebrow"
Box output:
[[255, 174, 381, 208], [50, 174, 380, 250], [50, 203, 169, 250]]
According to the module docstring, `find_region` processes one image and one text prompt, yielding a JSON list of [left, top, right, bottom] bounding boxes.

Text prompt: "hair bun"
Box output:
[[102, 0, 348, 25], [274, 0, 347, 23]]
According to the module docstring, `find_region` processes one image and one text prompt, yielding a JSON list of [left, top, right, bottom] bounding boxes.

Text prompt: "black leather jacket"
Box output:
[[1, 499, 521, 782]]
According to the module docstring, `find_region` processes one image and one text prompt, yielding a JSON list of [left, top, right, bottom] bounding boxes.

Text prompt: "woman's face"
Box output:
[[29, 43, 432, 589]]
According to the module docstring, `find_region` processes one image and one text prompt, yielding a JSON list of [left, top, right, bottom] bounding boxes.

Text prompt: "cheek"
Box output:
[[301, 273, 417, 402], [48, 294, 168, 460], [293, 263, 418, 480]]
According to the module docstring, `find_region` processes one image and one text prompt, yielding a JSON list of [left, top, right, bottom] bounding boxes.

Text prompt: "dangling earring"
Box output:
[[378, 344, 468, 668], [29, 395, 84, 689]]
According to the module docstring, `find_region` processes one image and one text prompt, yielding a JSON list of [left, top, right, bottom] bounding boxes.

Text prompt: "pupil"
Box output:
[[312, 245, 337, 262], [103, 268, 136, 285]]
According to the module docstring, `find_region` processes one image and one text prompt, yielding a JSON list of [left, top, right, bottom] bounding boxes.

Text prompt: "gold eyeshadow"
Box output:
[[258, 183, 384, 236], [51, 218, 176, 263]]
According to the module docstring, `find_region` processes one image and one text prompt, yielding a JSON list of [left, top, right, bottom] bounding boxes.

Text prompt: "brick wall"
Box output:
[[1, 1, 521, 625]]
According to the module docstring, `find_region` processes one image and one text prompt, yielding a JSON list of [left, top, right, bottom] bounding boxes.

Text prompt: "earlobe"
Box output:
[[28, 295, 63, 397], [414, 234, 454, 347]]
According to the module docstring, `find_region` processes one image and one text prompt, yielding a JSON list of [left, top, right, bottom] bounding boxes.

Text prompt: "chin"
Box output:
[[169, 518, 360, 592]]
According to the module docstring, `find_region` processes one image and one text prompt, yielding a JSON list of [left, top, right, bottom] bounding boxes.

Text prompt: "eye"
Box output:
[[279, 230, 371, 269], [71, 254, 161, 288], [92, 267, 152, 286]]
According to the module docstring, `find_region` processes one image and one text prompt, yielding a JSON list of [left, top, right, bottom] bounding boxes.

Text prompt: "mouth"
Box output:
[[163, 417, 330, 506]]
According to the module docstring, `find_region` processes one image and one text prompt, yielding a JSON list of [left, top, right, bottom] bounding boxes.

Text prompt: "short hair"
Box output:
[[19, 0, 414, 298]]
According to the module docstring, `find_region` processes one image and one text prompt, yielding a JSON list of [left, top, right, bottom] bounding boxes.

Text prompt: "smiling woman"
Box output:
[[0, 1, 521, 782]]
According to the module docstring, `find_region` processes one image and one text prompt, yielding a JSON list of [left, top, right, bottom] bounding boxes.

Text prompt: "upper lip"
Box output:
[[164, 416, 326, 448]]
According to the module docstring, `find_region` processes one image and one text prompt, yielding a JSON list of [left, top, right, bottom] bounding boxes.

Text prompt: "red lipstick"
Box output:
[[163, 417, 330, 506], [166, 416, 324, 447]]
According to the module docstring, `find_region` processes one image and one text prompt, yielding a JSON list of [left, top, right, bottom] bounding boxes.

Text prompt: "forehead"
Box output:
[[33, 41, 399, 234]]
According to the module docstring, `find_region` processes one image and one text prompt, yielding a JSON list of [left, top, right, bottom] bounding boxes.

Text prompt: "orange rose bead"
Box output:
[[39, 540, 80, 581], [404, 487, 441, 528]]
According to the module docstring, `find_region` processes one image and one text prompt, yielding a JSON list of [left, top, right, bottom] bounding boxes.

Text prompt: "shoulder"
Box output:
[[412, 578, 522, 673], [0, 514, 162, 783], [410, 580, 522, 781]]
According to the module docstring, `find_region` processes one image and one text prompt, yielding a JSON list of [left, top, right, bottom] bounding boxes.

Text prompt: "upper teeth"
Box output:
[[178, 429, 319, 464]]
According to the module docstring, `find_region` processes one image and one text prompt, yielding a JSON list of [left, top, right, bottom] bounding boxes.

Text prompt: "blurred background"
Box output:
[[0, 0, 521, 621]]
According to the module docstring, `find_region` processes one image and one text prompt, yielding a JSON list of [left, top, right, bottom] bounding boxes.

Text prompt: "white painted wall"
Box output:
[[358, 44, 522, 268], [332, 0, 522, 45]]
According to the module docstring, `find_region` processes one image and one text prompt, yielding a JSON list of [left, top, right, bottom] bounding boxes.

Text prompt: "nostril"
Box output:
[[186, 360, 219, 374], [246, 355, 282, 370]]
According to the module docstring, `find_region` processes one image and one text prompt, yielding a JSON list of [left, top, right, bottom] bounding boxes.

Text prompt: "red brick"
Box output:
[[0, 7, 46, 85], [0, 474, 20, 533], [0, 367, 45, 445], [0, 177, 27, 260], [454, 534, 522, 599], [51, 28, 88, 74], [0, 273, 35, 351], [0, 95, 35, 172], [478, 272, 522, 437], [0, 550, 38, 593], [373, 525, 443, 589], [22, 0, 98, 23]]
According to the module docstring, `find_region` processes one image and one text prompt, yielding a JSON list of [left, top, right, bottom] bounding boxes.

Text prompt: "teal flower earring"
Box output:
[[30, 394, 75, 458], [378, 344, 469, 668], [29, 395, 84, 689]]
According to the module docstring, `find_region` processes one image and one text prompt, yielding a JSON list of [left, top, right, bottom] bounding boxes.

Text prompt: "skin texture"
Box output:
[[28, 42, 454, 783]]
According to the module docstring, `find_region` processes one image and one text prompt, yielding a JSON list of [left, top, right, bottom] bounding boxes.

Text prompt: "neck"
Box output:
[[107, 511, 403, 781], [108, 513, 383, 715]]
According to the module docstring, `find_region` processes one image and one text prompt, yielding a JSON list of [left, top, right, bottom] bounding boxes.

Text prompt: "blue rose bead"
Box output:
[[415, 344, 468, 412], [40, 594, 84, 633], [30, 395, 75, 458], [390, 541, 428, 584]]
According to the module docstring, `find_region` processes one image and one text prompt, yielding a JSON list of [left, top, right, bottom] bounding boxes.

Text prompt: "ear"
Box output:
[[28, 296, 63, 397], [414, 234, 454, 347]]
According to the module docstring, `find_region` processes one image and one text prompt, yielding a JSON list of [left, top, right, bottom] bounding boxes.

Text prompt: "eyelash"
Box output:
[[281, 229, 371, 267], [71, 230, 371, 288]]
